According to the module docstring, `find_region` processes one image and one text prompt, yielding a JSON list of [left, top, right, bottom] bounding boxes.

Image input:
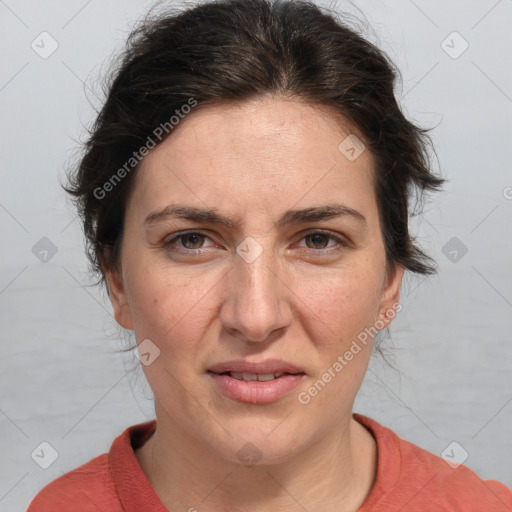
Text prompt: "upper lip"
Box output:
[[208, 359, 305, 375]]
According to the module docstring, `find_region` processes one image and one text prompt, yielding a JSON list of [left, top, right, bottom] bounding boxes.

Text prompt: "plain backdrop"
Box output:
[[1, 0, 511, 510]]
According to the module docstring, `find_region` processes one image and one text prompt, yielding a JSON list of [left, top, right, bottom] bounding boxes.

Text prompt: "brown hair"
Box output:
[[65, 0, 444, 288]]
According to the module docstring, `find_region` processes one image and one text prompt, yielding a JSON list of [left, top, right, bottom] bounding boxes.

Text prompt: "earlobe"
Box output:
[[376, 263, 405, 330], [104, 268, 134, 330]]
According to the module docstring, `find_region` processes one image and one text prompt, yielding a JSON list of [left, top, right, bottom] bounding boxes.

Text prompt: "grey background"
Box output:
[[1, 0, 511, 510]]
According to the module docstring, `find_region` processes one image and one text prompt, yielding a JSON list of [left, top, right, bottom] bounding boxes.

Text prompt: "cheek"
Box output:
[[124, 257, 213, 353], [296, 265, 383, 346], [298, 274, 380, 411]]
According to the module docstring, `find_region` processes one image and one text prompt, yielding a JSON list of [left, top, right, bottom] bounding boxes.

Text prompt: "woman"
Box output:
[[28, 0, 512, 510]]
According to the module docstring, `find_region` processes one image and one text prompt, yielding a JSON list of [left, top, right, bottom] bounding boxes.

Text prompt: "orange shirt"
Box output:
[[28, 414, 512, 511]]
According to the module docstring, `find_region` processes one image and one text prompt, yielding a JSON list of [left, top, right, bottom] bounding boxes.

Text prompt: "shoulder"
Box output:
[[355, 414, 512, 511], [27, 420, 156, 511], [396, 432, 512, 510], [27, 453, 123, 512]]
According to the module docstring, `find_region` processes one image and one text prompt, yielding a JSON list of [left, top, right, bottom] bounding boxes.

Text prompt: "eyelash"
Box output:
[[163, 230, 349, 255]]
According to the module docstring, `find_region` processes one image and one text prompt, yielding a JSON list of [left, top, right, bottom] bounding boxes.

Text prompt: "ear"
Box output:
[[104, 267, 134, 331], [376, 263, 404, 330]]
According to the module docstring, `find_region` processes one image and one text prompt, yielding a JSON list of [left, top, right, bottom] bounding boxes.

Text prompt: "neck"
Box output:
[[136, 404, 377, 512]]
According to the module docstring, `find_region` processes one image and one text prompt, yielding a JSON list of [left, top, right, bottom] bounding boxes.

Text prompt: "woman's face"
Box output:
[[106, 96, 403, 464]]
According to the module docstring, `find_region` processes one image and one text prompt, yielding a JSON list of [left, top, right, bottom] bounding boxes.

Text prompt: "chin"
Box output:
[[203, 417, 311, 467]]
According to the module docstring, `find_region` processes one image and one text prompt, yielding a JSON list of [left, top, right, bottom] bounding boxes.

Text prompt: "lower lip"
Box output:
[[208, 372, 305, 404]]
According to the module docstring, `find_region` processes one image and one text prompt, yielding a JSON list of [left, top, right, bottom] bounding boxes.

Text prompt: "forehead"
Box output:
[[130, 96, 377, 223]]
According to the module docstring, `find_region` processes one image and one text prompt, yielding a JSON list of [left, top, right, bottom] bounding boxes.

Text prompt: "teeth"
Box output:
[[228, 372, 287, 381], [257, 373, 276, 381]]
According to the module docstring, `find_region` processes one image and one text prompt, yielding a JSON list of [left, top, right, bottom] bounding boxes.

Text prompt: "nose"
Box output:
[[219, 245, 292, 343]]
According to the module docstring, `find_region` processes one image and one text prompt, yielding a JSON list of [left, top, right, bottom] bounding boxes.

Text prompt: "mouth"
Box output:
[[207, 359, 306, 404], [208, 370, 303, 381], [207, 358, 306, 377]]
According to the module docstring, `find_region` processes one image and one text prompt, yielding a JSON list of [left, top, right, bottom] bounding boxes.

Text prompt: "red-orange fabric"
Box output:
[[28, 414, 512, 511]]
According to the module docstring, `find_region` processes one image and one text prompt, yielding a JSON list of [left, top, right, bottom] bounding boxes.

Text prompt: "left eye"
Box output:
[[298, 232, 343, 250]]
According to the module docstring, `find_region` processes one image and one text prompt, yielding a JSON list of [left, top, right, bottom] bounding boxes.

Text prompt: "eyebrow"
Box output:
[[143, 203, 367, 228]]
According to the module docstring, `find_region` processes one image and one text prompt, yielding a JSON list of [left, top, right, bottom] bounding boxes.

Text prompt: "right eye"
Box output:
[[164, 231, 217, 253]]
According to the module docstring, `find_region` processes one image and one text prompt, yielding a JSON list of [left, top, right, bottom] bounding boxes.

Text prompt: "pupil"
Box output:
[[185, 234, 202, 248], [309, 234, 326, 248]]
